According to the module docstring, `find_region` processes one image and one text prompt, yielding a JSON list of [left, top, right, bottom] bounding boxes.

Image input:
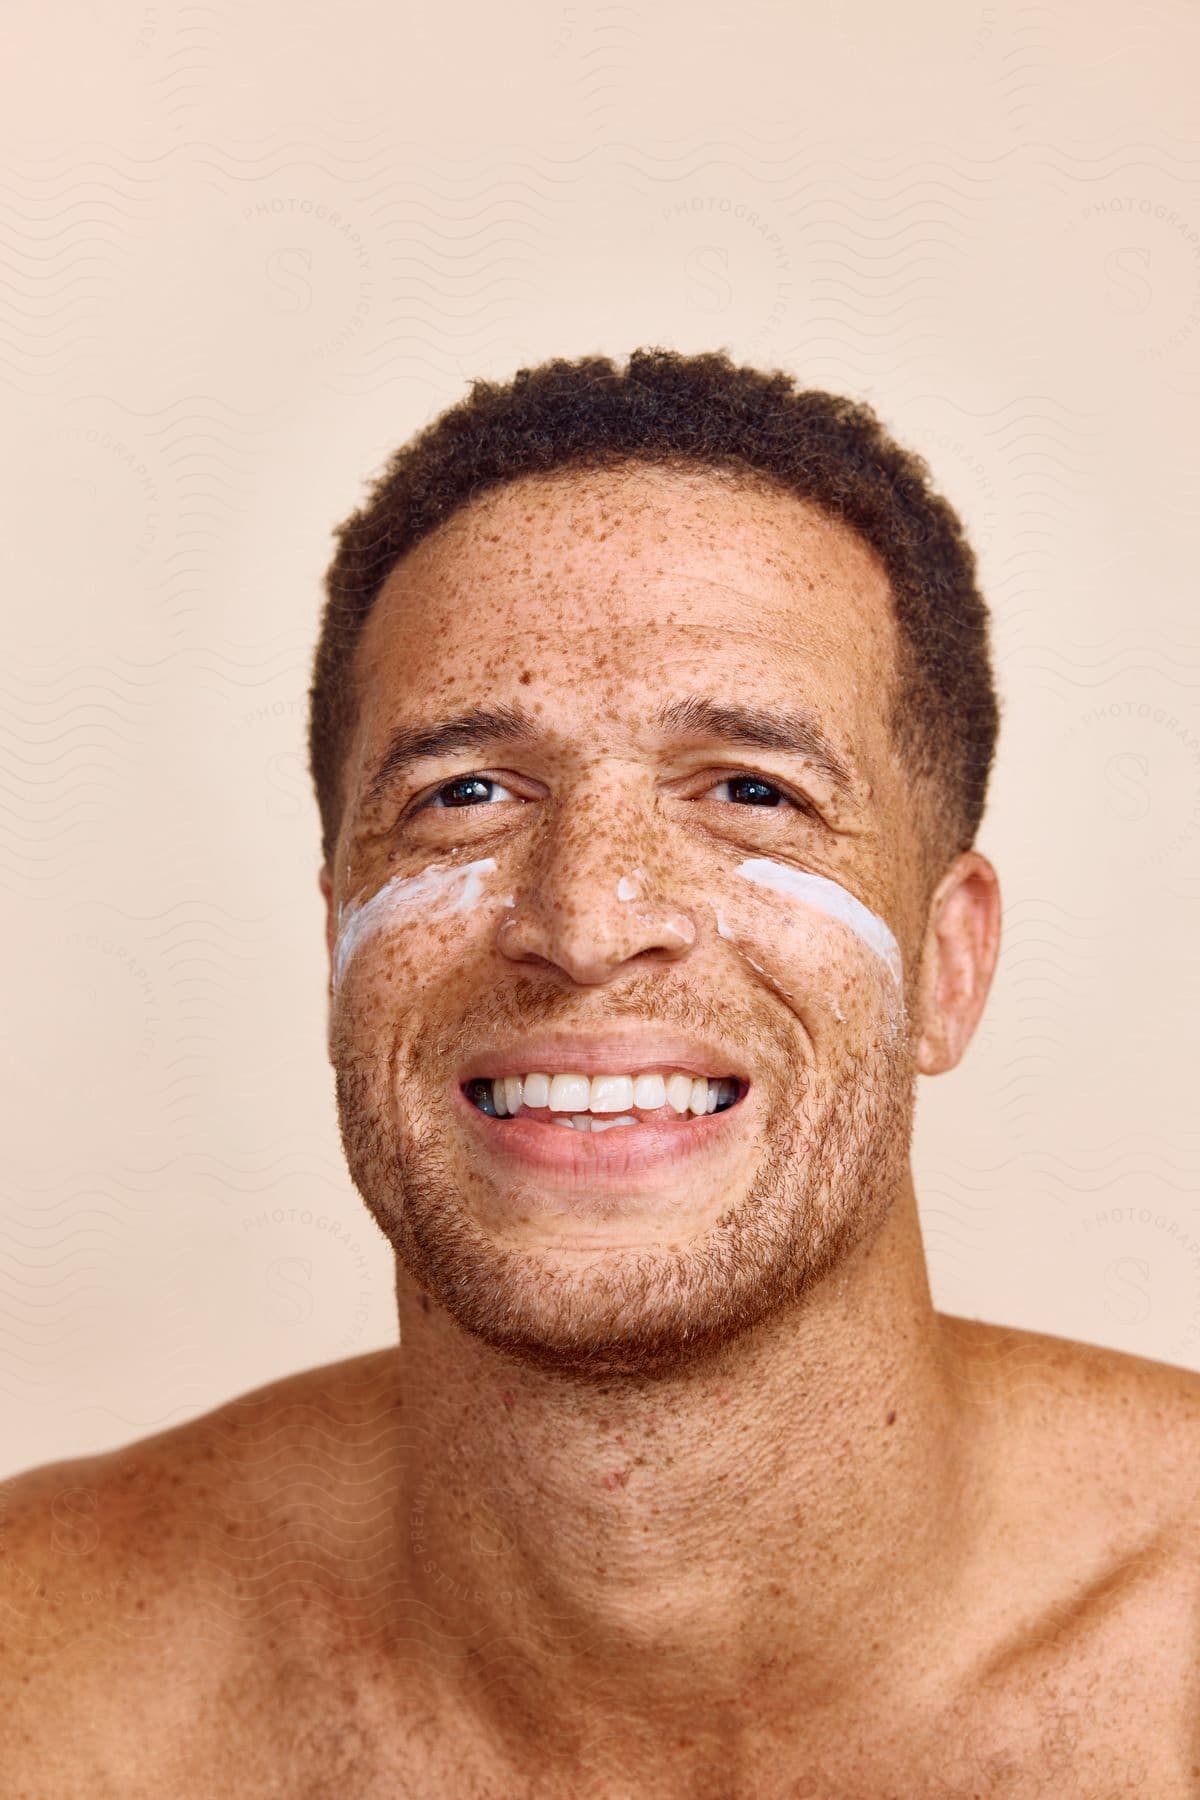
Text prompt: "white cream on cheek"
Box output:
[[332, 857, 509, 992], [727, 857, 902, 987], [715, 857, 904, 1035], [331, 855, 901, 1012]]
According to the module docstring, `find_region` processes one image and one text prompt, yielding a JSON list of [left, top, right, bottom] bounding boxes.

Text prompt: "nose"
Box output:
[[494, 791, 699, 986]]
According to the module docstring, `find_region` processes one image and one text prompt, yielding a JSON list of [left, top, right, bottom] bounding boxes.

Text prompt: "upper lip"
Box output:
[[458, 1032, 749, 1083]]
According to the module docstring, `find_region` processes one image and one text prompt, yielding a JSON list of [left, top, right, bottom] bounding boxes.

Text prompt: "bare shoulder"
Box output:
[[931, 1315, 1200, 1786], [0, 1348, 400, 1796], [940, 1312, 1200, 1645], [941, 1311, 1200, 1552], [940, 1310, 1200, 1511]]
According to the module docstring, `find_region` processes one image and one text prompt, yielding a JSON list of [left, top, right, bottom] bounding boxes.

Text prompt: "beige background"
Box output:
[[2, 1, 1199, 1479]]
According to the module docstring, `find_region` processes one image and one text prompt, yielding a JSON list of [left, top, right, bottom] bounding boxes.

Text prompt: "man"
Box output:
[[4, 348, 1198, 1797]]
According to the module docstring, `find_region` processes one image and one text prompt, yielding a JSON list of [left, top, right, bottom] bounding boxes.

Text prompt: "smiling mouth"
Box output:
[[461, 1077, 747, 1131]]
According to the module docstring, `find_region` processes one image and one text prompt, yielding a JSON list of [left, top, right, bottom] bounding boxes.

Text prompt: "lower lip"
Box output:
[[452, 1082, 752, 1183]]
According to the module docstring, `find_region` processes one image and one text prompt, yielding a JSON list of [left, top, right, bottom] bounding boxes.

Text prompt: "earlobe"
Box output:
[[914, 851, 1001, 1077]]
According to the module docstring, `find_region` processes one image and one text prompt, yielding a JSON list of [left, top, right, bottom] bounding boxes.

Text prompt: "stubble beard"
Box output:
[[331, 1009, 918, 1383]]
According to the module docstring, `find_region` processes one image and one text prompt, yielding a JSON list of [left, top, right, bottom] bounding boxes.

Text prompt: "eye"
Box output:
[[705, 774, 827, 824], [706, 773, 814, 813], [414, 775, 519, 812], [409, 770, 817, 819]]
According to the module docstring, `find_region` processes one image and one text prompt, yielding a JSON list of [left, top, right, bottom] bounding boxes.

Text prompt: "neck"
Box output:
[[357, 1179, 988, 1783]]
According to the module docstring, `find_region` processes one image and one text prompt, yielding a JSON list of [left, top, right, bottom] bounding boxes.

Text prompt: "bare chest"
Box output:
[[158, 1632, 1197, 1800]]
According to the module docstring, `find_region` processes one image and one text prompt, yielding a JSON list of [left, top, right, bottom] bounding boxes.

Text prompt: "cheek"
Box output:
[[716, 859, 904, 1036], [328, 856, 904, 1046], [716, 906, 894, 1032], [332, 857, 505, 994], [328, 860, 508, 1065]]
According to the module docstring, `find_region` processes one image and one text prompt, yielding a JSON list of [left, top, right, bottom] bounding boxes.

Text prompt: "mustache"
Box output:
[[426, 979, 751, 1059]]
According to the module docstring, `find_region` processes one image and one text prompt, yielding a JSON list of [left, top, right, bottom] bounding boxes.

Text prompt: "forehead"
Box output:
[[351, 463, 900, 751]]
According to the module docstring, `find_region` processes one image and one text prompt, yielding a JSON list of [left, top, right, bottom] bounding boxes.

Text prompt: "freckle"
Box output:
[[518, 669, 532, 685], [885, 1409, 896, 1426], [419, 1294, 430, 1313]]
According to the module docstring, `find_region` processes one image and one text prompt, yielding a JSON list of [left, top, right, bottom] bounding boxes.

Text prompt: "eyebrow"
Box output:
[[360, 693, 861, 811]]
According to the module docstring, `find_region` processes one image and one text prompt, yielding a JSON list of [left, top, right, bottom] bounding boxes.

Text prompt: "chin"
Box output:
[[364, 1151, 872, 1384], [335, 1030, 917, 1381]]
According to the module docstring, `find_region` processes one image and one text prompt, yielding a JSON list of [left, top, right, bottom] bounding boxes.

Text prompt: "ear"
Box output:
[[913, 850, 1001, 1076]]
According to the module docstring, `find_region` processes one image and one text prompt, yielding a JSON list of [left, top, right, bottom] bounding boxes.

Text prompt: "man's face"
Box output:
[[324, 462, 931, 1377]]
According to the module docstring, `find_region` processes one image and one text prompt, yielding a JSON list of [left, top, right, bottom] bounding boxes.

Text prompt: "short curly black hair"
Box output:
[[309, 347, 1000, 878]]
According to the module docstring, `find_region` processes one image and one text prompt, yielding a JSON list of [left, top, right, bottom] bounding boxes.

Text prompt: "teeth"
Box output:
[[548, 1073, 594, 1114], [666, 1073, 695, 1114], [551, 1114, 640, 1132], [522, 1072, 551, 1109], [633, 1073, 667, 1110], [588, 1074, 634, 1114], [478, 1070, 739, 1120]]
